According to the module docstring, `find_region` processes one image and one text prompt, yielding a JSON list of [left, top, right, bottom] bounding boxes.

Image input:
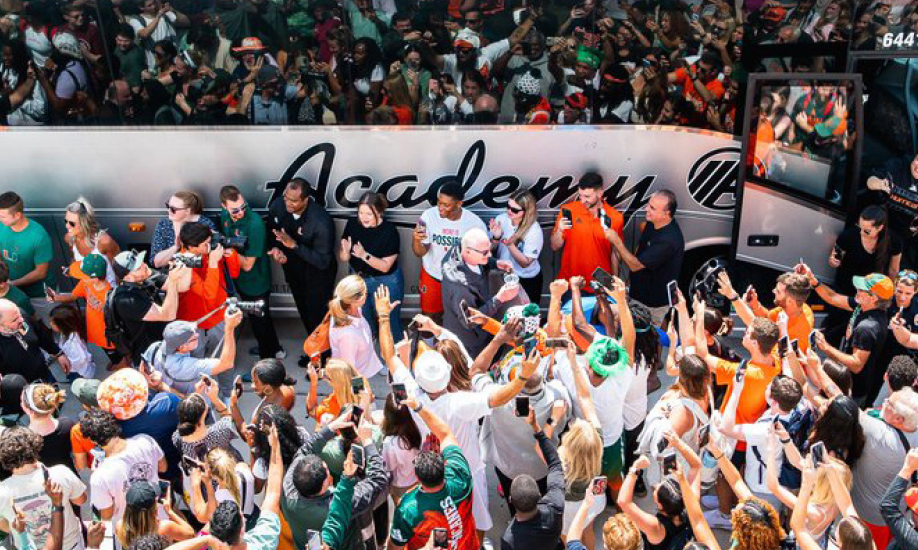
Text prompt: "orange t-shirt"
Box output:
[[70, 424, 97, 467], [71, 279, 113, 349], [554, 201, 624, 288], [313, 393, 341, 422], [755, 305, 815, 354], [715, 358, 780, 451]]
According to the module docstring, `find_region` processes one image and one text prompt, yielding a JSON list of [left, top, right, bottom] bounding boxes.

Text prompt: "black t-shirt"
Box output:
[[631, 220, 685, 308], [880, 296, 918, 362], [113, 284, 167, 361], [341, 218, 400, 277], [834, 227, 903, 295], [842, 296, 888, 398], [40, 417, 76, 471]]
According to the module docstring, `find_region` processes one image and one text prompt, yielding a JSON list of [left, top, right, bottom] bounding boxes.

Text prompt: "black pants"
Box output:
[[238, 289, 283, 358], [495, 466, 548, 516], [520, 271, 544, 308], [623, 421, 644, 474], [287, 268, 336, 336]]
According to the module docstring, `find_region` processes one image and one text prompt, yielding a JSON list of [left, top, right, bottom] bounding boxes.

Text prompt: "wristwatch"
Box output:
[[546, 417, 555, 426], [364, 253, 371, 262]]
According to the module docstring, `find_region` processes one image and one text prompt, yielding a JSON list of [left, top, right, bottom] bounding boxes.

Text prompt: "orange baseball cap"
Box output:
[[852, 273, 895, 301]]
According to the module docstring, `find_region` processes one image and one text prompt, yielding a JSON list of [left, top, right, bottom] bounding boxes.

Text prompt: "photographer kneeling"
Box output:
[[110, 250, 189, 366]]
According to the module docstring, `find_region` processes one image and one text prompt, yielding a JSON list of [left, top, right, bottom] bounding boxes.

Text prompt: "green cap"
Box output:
[[81, 254, 108, 280], [576, 46, 602, 70], [586, 336, 629, 378]]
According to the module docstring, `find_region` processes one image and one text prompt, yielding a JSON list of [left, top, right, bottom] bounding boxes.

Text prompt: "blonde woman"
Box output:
[[63, 197, 120, 287], [767, 432, 850, 546], [189, 448, 257, 524], [487, 190, 544, 304], [115, 480, 194, 548], [20, 383, 75, 471], [328, 275, 384, 378], [307, 358, 365, 422]]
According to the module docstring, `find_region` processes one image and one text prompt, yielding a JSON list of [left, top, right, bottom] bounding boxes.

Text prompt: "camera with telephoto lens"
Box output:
[[212, 232, 248, 252], [173, 252, 203, 269], [226, 297, 265, 317]]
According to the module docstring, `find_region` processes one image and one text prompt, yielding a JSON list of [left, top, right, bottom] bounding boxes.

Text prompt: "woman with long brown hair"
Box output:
[[488, 189, 544, 304], [151, 190, 217, 268]]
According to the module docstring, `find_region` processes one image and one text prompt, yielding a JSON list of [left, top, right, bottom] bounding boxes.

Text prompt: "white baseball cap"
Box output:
[[414, 351, 451, 394]]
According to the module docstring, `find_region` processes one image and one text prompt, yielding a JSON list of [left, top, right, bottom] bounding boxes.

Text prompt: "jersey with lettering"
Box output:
[[390, 445, 477, 550], [419, 207, 486, 280]]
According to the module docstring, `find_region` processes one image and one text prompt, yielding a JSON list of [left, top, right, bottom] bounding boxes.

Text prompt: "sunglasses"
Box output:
[[65, 220, 77, 227], [166, 202, 189, 214], [899, 270, 918, 281], [228, 203, 247, 215], [507, 204, 524, 214], [469, 247, 491, 256]]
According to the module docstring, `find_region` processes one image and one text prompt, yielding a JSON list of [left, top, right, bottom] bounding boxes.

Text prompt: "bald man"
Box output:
[[0, 299, 67, 382], [440, 228, 520, 357]]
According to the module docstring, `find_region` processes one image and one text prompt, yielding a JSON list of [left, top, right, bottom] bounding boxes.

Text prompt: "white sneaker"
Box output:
[[703, 509, 733, 530], [275, 349, 287, 360], [701, 495, 720, 510], [481, 537, 494, 550]]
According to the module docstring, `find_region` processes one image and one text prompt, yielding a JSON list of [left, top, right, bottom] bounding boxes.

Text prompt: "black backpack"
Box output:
[[103, 286, 138, 358]]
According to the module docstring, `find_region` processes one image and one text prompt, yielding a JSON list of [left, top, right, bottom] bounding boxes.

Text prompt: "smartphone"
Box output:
[[544, 338, 569, 349], [523, 337, 538, 357], [808, 330, 819, 350], [811, 441, 826, 465], [432, 528, 449, 549], [340, 425, 358, 440], [234, 378, 244, 399], [392, 383, 408, 405], [459, 299, 471, 325], [591, 267, 614, 290], [44, 284, 53, 300], [778, 336, 789, 358], [698, 424, 711, 448], [773, 418, 783, 431], [202, 375, 212, 387], [306, 530, 323, 550], [350, 405, 364, 425], [40, 464, 49, 482], [791, 339, 800, 355], [514, 396, 530, 417], [833, 245, 845, 260], [656, 437, 669, 455], [91, 506, 101, 522], [591, 475, 607, 496], [666, 280, 679, 308], [352, 377, 365, 394], [158, 480, 170, 496], [181, 456, 203, 471], [561, 208, 573, 226], [735, 359, 748, 383], [662, 453, 678, 475], [351, 445, 366, 472]]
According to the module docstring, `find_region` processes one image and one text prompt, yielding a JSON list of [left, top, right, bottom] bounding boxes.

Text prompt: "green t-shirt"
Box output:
[[220, 209, 271, 296], [319, 427, 383, 483], [390, 445, 477, 550], [0, 219, 55, 298], [1, 285, 34, 317], [114, 46, 147, 88]]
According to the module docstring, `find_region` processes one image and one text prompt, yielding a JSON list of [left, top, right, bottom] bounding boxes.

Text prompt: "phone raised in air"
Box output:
[[351, 377, 365, 394], [514, 396, 530, 417], [808, 330, 819, 350], [432, 528, 449, 548], [662, 454, 678, 475], [591, 267, 614, 291], [392, 383, 408, 405], [544, 338, 569, 349], [778, 336, 789, 358], [351, 445, 366, 474], [306, 530, 323, 550], [790, 339, 800, 355], [591, 476, 607, 496], [811, 441, 826, 466], [523, 337, 538, 357], [735, 359, 749, 383], [234, 377, 244, 399], [666, 280, 679, 308]]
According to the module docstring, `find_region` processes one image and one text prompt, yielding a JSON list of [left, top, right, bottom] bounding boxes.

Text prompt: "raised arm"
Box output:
[[262, 425, 284, 515], [407, 398, 457, 449], [568, 343, 600, 429], [375, 286, 401, 371], [802, 263, 852, 311], [716, 271, 755, 327], [611, 277, 635, 360], [791, 459, 823, 550], [676, 463, 722, 550], [546, 279, 568, 337], [617, 455, 667, 544], [569, 277, 598, 343]]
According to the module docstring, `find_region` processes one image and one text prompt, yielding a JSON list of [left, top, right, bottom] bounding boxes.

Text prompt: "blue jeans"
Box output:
[[360, 267, 404, 342]]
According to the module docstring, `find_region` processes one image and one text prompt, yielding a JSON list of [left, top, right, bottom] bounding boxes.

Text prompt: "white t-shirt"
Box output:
[[0, 466, 85, 550], [214, 464, 256, 516], [129, 12, 178, 70], [740, 410, 789, 495], [622, 357, 650, 431], [59, 333, 95, 379], [419, 207, 486, 280], [353, 64, 385, 96], [392, 363, 492, 472], [23, 26, 53, 67], [89, 435, 164, 522], [382, 436, 420, 488], [489, 213, 543, 279], [441, 39, 510, 89], [554, 349, 634, 446]]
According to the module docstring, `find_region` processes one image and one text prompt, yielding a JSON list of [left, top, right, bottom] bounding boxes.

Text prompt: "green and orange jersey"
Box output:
[[390, 445, 477, 550]]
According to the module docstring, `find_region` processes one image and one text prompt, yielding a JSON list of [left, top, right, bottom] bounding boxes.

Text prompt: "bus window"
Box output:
[[745, 78, 857, 206]]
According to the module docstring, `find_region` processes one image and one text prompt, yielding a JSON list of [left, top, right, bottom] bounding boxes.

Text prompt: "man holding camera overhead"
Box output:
[[219, 185, 284, 361]]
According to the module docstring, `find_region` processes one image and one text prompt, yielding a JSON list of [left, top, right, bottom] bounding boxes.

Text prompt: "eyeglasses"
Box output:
[[468, 247, 491, 256], [228, 203, 247, 215], [898, 270, 918, 281], [507, 204, 524, 214], [166, 202, 189, 214]]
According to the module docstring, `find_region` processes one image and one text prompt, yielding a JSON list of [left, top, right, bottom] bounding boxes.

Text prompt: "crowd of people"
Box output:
[[0, 0, 811, 128], [0, 168, 916, 550]]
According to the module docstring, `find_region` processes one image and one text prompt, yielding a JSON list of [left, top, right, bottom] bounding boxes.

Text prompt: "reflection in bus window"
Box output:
[[749, 81, 855, 205]]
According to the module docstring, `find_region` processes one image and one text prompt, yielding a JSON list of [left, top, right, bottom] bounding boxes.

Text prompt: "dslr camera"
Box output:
[[226, 297, 265, 317], [173, 252, 203, 269], [212, 232, 248, 252]]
